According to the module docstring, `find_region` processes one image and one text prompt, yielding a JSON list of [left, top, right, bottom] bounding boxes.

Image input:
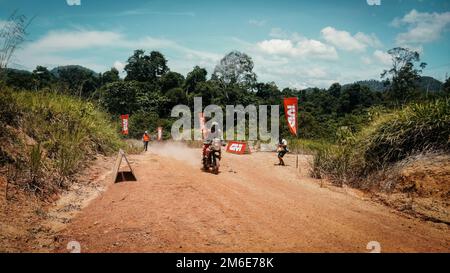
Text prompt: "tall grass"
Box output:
[[14, 91, 122, 153], [29, 143, 43, 191], [361, 99, 450, 170], [6, 90, 124, 192], [311, 99, 450, 187], [0, 87, 20, 128], [288, 138, 333, 155]]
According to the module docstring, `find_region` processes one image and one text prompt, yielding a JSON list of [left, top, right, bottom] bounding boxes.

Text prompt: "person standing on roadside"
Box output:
[[277, 137, 288, 166], [142, 131, 151, 152]]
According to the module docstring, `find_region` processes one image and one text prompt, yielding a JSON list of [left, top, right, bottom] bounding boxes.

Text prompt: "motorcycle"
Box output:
[[202, 138, 223, 174]]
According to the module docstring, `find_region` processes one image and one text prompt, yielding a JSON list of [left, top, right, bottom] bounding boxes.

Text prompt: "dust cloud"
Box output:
[[149, 142, 200, 167]]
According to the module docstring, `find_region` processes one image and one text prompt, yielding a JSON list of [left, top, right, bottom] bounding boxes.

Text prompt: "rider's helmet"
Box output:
[[145, 131, 148, 134], [211, 121, 219, 133]]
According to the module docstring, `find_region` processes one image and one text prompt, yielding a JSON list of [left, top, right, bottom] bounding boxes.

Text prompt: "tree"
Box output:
[[328, 83, 341, 98], [32, 66, 54, 90], [128, 111, 160, 138], [98, 81, 169, 116], [148, 51, 169, 80], [443, 77, 450, 95], [55, 65, 98, 98], [165, 87, 187, 108], [381, 47, 427, 104], [160, 71, 184, 93], [184, 66, 207, 95], [338, 84, 378, 114], [124, 50, 169, 83], [101, 67, 120, 85], [3, 68, 33, 90], [255, 82, 281, 105], [188, 80, 222, 106], [212, 51, 257, 94]]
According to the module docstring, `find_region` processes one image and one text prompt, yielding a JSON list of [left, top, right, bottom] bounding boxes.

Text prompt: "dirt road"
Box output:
[[56, 143, 450, 253]]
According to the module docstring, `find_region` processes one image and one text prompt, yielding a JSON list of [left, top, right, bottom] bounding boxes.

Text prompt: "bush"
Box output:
[[11, 90, 124, 188], [127, 110, 160, 139], [288, 138, 332, 155], [0, 88, 21, 127], [97, 81, 169, 116], [308, 133, 356, 186], [311, 99, 450, 187], [362, 99, 450, 170]]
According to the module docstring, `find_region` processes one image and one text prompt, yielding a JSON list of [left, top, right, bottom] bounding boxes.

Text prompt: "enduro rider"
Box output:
[[203, 121, 222, 164]]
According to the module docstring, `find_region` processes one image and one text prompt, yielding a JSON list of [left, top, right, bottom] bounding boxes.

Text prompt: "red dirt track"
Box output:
[[57, 144, 450, 253]]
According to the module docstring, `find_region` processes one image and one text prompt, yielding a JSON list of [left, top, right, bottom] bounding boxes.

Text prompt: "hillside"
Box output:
[[0, 87, 132, 250], [310, 99, 450, 223], [0, 88, 123, 195], [50, 65, 99, 78], [344, 76, 443, 92]]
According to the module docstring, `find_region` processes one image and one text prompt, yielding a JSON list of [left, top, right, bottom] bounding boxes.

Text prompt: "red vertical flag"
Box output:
[[283, 98, 298, 136], [121, 114, 129, 135]]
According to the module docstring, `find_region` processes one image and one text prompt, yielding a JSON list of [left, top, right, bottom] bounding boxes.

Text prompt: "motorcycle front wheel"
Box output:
[[212, 154, 219, 175]]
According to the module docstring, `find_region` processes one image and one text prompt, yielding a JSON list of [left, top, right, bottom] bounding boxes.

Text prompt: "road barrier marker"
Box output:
[[112, 149, 137, 183]]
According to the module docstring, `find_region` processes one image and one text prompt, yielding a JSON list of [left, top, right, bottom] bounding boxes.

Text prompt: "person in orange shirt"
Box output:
[[142, 131, 151, 152]]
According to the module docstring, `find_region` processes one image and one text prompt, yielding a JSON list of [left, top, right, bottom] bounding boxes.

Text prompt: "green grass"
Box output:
[[1, 88, 125, 193], [14, 90, 123, 155], [288, 138, 333, 155], [361, 99, 450, 170], [308, 99, 450, 187]]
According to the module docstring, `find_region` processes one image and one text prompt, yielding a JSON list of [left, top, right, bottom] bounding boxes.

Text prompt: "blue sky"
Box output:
[[1, 0, 449, 89]]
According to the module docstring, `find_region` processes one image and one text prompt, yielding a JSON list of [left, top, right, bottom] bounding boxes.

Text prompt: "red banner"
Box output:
[[226, 141, 248, 155], [283, 97, 298, 136], [157, 127, 163, 141], [121, 114, 129, 135]]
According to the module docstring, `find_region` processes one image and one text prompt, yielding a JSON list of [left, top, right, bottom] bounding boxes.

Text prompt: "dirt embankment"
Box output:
[[369, 153, 450, 225], [0, 154, 117, 252]]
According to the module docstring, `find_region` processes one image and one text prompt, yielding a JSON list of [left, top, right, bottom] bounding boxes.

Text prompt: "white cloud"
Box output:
[[15, 29, 221, 75], [354, 32, 383, 48], [254, 61, 337, 89], [262, 66, 328, 79], [10, 26, 402, 90], [66, 0, 81, 6], [321, 26, 382, 52], [10, 53, 106, 72], [393, 9, 450, 45], [321, 27, 365, 52], [249, 27, 390, 87], [113, 61, 125, 72], [269, 28, 304, 42], [257, 38, 338, 60], [373, 50, 391, 65], [112, 61, 127, 78], [20, 29, 214, 58], [249, 19, 266, 27], [258, 39, 293, 55], [26, 30, 122, 52]]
